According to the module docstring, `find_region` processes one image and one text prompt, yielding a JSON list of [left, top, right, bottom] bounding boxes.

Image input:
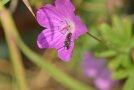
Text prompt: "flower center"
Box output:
[[60, 19, 75, 35]]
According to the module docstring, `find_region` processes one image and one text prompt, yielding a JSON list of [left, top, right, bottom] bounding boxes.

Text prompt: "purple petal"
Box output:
[[37, 29, 65, 49], [74, 16, 88, 39], [55, 0, 75, 18], [94, 69, 118, 90], [36, 4, 63, 28], [81, 52, 106, 78], [58, 42, 74, 62]]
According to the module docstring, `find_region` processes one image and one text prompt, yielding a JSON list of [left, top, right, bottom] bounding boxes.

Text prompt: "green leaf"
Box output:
[[112, 15, 121, 34], [112, 15, 132, 44], [95, 50, 117, 58], [108, 52, 133, 71], [109, 54, 133, 70], [112, 70, 128, 80], [122, 17, 132, 40], [123, 70, 134, 90], [99, 23, 122, 47], [108, 55, 122, 70], [121, 54, 133, 69], [0, 0, 10, 5], [130, 37, 134, 48]]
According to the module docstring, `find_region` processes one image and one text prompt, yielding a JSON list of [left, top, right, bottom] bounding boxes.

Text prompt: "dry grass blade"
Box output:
[[22, 0, 35, 17]]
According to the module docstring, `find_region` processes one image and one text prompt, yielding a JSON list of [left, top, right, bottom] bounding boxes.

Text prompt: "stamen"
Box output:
[[59, 19, 75, 34]]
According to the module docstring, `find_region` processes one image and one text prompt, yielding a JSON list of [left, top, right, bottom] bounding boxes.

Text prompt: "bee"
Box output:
[[64, 33, 72, 50]]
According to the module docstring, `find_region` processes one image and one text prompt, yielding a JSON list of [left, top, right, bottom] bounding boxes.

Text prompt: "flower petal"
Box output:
[[37, 29, 65, 49], [36, 4, 63, 28], [58, 42, 74, 62], [74, 16, 88, 39], [55, 0, 75, 18], [94, 70, 116, 90], [81, 52, 106, 78]]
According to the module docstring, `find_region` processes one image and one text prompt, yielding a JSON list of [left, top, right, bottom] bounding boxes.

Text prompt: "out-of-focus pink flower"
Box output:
[[36, 0, 87, 61], [94, 69, 118, 90], [81, 52, 119, 90], [81, 52, 105, 78]]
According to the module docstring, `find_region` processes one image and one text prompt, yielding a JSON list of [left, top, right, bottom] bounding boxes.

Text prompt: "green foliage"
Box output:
[[0, 0, 10, 5], [108, 55, 122, 70], [123, 70, 134, 90], [112, 70, 129, 80], [95, 50, 117, 58], [96, 15, 134, 90]]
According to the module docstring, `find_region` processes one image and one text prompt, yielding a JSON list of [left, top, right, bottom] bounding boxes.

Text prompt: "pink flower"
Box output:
[[81, 52, 119, 90], [94, 70, 118, 90], [81, 52, 106, 78], [36, 0, 87, 61]]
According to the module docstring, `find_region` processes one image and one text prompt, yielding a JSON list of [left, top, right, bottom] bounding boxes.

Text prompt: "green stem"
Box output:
[[17, 38, 94, 90], [0, 3, 95, 90], [87, 32, 104, 43], [87, 32, 109, 48], [0, 4, 29, 90]]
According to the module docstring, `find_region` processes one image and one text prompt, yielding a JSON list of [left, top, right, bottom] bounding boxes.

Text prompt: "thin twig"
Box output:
[[87, 32, 113, 49], [87, 32, 127, 54], [87, 32, 103, 43], [22, 0, 35, 17]]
